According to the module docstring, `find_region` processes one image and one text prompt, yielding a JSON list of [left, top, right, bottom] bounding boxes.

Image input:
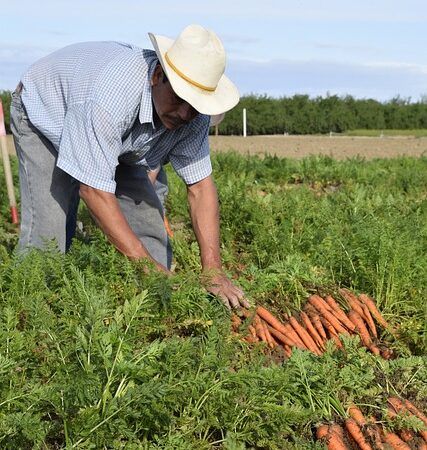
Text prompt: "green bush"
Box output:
[[0, 90, 12, 134]]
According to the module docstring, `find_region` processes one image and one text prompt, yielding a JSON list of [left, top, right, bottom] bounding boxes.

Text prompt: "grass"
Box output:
[[343, 129, 427, 137], [0, 152, 426, 448]]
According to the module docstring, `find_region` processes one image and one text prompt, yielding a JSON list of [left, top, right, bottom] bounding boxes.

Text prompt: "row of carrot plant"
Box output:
[[0, 151, 426, 448]]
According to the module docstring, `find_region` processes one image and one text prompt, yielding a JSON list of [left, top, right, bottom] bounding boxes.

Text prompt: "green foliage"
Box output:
[[0, 90, 12, 133], [0, 151, 426, 447], [213, 94, 427, 135]]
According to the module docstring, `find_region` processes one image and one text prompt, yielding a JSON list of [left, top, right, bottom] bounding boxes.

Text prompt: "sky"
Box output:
[[1, 0, 427, 102]]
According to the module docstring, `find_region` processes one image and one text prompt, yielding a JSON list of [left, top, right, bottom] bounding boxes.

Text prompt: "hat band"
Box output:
[[165, 52, 216, 92]]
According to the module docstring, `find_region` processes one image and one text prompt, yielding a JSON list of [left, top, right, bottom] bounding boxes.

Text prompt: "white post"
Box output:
[[243, 108, 247, 137]]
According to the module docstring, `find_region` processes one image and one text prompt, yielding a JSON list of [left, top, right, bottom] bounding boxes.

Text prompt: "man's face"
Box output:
[[151, 65, 199, 130]]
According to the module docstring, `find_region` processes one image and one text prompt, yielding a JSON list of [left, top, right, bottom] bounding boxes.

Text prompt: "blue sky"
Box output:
[[1, 0, 426, 102]]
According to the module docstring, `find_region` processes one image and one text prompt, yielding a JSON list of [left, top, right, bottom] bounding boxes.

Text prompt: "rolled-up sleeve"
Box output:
[[168, 115, 212, 185], [57, 101, 123, 192]]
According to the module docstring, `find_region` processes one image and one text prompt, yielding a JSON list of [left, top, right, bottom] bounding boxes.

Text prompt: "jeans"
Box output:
[[10, 91, 172, 269]]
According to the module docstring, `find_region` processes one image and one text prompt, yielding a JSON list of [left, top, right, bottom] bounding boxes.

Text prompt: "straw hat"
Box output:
[[148, 24, 239, 115]]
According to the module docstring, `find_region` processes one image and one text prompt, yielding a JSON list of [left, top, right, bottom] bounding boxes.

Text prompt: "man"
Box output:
[[10, 24, 249, 309]]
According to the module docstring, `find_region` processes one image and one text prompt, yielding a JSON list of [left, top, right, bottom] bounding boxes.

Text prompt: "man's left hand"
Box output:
[[203, 271, 251, 310]]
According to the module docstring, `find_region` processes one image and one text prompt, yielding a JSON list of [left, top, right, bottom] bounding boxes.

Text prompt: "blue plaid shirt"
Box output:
[[20, 41, 212, 192]]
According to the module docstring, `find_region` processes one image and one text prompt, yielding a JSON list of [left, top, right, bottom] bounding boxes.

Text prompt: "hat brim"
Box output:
[[148, 32, 240, 116]]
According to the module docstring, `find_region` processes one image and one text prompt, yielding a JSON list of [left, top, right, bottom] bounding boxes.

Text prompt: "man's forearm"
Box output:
[[79, 184, 158, 262], [187, 175, 249, 309], [187, 176, 223, 272]]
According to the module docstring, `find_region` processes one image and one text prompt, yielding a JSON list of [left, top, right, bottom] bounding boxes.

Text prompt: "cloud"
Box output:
[[227, 58, 427, 101]]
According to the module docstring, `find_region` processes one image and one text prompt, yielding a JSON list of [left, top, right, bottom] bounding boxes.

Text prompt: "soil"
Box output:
[[209, 135, 427, 159], [6, 134, 427, 159]]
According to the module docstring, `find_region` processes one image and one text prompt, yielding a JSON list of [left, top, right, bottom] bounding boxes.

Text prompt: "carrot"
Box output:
[[348, 404, 368, 426], [403, 399, 427, 427], [164, 215, 174, 238], [383, 431, 411, 450], [366, 424, 384, 449], [240, 307, 255, 320], [282, 322, 306, 348], [381, 348, 393, 360], [308, 311, 328, 341], [316, 424, 330, 440], [267, 325, 303, 349], [348, 404, 383, 448], [261, 319, 276, 348], [242, 334, 258, 343], [328, 424, 350, 450], [325, 295, 357, 332], [268, 333, 280, 348], [367, 416, 385, 449], [254, 315, 268, 343], [283, 344, 292, 358], [397, 429, 414, 443], [388, 397, 406, 413], [289, 315, 323, 355], [321, 317, 343, 349], [358, 294, 392, 331], [247, 324, 258, 340], [300, 311, 325, 350], [308, 295, 350, 335], [256, 306, 290, 335], [317, 424, 349, 450], [231, 314, 242, 327], [389, 398, 427, 443], [345, 418, 373, 450], [339, 288, 370, 322], [256, 306, 305, 347], [369, 343, 381, 356], [359, 301, 378, 338], [402, 399, 427, 442], [348, 310, 373, 347]]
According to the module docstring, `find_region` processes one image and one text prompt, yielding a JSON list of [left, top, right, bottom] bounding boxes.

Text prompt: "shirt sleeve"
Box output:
[[56, 101, 123, 192], [168, 114, 212, 185]]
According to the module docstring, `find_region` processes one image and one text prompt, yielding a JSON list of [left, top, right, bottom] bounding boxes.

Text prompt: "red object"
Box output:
[[11, 206, 19, 225], [0, 100, 6, 136]]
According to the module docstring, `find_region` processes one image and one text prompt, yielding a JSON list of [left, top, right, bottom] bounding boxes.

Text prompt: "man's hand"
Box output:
[[203, 270, 251, 310]]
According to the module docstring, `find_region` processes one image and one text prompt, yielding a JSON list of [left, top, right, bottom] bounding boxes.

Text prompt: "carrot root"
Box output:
[[383, 431, 411, 450], [358, 293, 393, 332], [309, 295, 349, 335], [344, 417, 373, 450], [325, 295, 357, 332], [289, 315, 322, 355], [300, 311, 325, 350], [348, 309, 373, 348]]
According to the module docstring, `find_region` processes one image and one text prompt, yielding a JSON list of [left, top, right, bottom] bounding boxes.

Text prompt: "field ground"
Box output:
[[6, 134, 427, 159], [1, 138, 426, 448], [209, 134, 427, 159]]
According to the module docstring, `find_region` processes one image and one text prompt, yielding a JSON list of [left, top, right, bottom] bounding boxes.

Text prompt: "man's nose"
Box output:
[[178, 103, 198, 122]]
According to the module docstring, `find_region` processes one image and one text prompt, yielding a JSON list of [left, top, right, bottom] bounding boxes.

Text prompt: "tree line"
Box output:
[[2, 90, 427, 135], [216, 94, 427, 135]]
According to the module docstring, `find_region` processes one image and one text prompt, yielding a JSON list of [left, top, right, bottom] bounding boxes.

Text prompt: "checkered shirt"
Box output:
[[20, 41, 212, 192]]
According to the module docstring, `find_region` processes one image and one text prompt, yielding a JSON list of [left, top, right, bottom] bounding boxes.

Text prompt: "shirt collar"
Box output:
[[139, 57, 159, 128]]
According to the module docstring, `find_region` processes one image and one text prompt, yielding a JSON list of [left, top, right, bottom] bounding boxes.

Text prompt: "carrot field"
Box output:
[[0, 151, 426, 449]]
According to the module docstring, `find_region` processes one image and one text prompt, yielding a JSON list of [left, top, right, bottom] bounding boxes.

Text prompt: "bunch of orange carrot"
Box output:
[[231, 288, 394, 359], [317, 398, 427, 449]]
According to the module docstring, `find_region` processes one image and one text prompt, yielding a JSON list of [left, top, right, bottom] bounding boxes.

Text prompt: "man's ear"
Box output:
[[151, 64, 163, 87]]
